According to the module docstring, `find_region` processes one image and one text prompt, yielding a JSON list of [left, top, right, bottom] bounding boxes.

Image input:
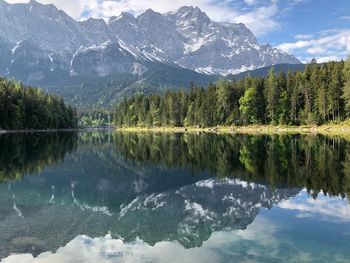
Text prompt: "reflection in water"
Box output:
[[114, 132, 350, 198], [278, 189, 350, 222], [0, 132, 78, 183], [0, 131, 350, 262], [3, 192, 350, 263]]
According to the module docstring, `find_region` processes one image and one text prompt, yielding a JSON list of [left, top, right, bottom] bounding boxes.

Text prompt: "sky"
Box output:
[[5, 0, 350, 63]]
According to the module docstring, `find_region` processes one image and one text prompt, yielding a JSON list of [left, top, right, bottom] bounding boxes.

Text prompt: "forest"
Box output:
[[79, 109, 114, 128], [0, 78, 77, 130], [115, 58, 350, 127]]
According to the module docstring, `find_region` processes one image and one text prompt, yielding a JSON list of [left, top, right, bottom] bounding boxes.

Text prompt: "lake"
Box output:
[[0, 131, 350, 263]]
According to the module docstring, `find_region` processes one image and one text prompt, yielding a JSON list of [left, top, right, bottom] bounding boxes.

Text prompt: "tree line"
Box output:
[[79, 109, 114, 128], [115, 58, 350, 127], [0, 77, 77, 130]]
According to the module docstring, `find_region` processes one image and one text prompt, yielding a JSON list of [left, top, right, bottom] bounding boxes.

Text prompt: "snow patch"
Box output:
[[196, 178, 260, 189], [184, 34, 213, 54], [12, 41, 23, 55]]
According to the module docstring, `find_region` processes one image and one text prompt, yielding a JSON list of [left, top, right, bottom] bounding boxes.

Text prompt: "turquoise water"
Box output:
[[0, 131, 350, 262]]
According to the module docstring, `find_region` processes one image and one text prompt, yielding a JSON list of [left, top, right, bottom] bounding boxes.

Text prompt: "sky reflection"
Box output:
[[3, 191, 350, 263]]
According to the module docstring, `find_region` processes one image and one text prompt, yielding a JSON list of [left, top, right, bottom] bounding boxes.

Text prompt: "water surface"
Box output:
[[0, 131, 350, 262]]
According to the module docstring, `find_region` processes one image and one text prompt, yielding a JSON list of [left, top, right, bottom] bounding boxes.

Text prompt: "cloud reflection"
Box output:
[[278, 189, 350, 222], [3, 213, 350, 263]]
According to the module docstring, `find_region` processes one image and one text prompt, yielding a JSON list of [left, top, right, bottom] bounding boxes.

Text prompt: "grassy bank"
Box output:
[[115, 123, 350, 136]]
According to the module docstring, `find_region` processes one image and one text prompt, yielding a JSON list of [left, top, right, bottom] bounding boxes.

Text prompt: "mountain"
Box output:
[[0, 1, 300, 106], [107, 6, 300, 75], [229, 63, 306, 80]]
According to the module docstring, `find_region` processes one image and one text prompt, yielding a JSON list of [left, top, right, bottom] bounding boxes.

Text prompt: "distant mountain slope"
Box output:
[[46, 62, 218, 108], [229, 63, 306, 79], [0, 0, 300, 107]]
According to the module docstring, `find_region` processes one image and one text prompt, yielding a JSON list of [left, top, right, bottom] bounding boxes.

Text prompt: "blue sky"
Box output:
[[260, 0, 350, 62], [6, 0, 350, 63]]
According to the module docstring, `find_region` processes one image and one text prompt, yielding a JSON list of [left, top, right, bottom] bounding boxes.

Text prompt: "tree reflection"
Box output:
[[0, 132, 77, 182], [114, 132, 350, 198]]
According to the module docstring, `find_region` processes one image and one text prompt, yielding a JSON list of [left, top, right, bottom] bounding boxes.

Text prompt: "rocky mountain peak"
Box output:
[[137, 8, 165, 24], [109, 12, 136, 23], [173, 6, 211, 21], [0, 2, 301, 95], [28, 0, 57, 12]]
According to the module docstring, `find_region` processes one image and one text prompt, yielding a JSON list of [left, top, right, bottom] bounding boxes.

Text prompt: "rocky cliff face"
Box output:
[[108, 6, 300, 75], [0, 1, 299, 80]]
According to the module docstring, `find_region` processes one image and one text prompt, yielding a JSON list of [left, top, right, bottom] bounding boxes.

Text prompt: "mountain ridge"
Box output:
[[0, 1, 301, 106], [0, 1, 300, 75]]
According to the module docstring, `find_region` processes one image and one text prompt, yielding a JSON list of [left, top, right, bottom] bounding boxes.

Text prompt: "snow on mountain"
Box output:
[[117, 178, 300, 247], [0, 1, 300, 90]]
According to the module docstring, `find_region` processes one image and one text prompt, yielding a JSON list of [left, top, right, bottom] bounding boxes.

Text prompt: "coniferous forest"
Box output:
[[115, 58, 350, 127], [0, 78, 77, 130]]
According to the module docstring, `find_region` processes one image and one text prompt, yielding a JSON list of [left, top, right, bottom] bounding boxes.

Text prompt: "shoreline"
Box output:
[[0, 127, 115, 134], [115, 124, 350, 136], [2, 125, 350, 137]]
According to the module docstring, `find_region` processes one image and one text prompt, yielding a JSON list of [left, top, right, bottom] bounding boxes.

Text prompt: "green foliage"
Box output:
[[115, 60, 349, 127], [114, 132, 350, 198], [342, 56, 350, 117], [0, 78, 77, 130], [79, 109, 113, 127], [239, 87, 258, 124]]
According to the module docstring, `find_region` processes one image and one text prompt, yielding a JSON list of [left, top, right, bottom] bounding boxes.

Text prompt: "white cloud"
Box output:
[[316, 56, 342, 63], [3, 213, 350, 263], [0, 219, 283, 263], [244, 0, 257, 6], [229, 3, 280, 36], [4, 0, 284, 36], [294, 34, 314, 40], [277, 29, 350, 63], [278, 189, 350, 222]]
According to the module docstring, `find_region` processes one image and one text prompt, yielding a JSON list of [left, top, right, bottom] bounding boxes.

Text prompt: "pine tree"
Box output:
[[342, 56, 350, 118], [328, 62, 344, 121], [114, 60, 347, 128], [265, 68, 278, 124]]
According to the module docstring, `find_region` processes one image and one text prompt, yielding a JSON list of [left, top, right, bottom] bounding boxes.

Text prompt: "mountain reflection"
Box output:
[[1, 131, 350, 260]]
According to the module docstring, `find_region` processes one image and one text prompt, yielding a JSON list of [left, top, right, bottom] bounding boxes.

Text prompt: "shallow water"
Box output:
[[0, 131, 350, 262]]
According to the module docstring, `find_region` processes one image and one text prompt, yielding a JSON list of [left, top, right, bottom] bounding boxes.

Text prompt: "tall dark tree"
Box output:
[[265, 68, 279, 124], [0, 78, 77, 130], [342, 56, 350, 117]]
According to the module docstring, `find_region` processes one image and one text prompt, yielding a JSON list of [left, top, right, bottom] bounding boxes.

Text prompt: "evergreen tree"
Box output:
[[115, 60, 348, 128], [0, 78, 77, 130], [239, 87, 258, 125], [342, 56, 350, 117], [265, 68, 279, 124]]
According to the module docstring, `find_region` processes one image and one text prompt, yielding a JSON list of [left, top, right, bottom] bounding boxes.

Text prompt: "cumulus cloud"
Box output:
[[278, 189, 350, 222], [4, 0, 285, 36], [277, 29, 350, 63]]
